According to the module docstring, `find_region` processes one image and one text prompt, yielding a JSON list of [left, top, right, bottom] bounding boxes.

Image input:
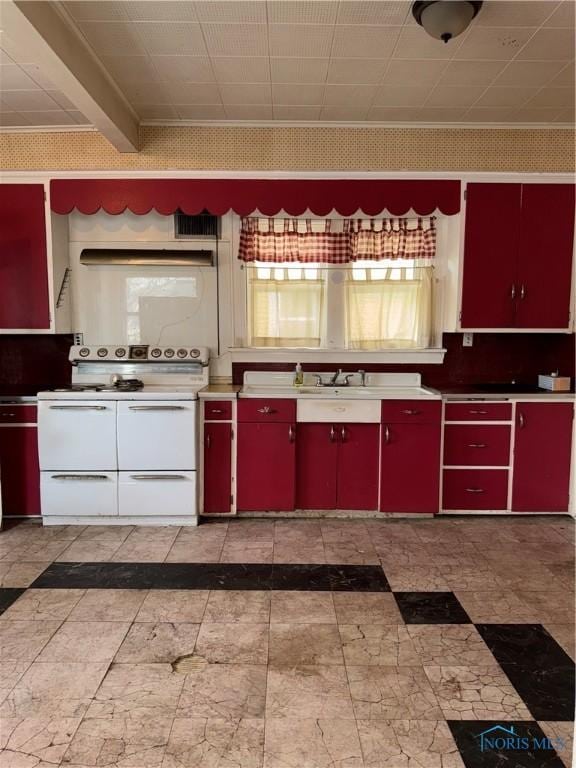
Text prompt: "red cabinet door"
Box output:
[[512, 402, 573, 512], [0, 185, 50, 329], [380, 423, 441, 513], [237, 422, 296, 511], [337, 424, 380, 510], [516, 184, 575, 329], [203, 423, 232, 514], [0, 426, 41, 516], [296, 423, 338, 509], [461, 183, 521, 329]]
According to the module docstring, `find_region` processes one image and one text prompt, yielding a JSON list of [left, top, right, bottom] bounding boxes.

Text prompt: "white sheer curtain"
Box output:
[[248, 266, 325, 347], [345, 264, 433, 349]]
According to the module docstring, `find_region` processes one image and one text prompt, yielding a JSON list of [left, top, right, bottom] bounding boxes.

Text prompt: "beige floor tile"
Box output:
[[440, 564, 503, 590], [88, 662, 184, 719], [0, 562, 51, 588], [407, 625, 496, 666], [489, 562, 561, 591], [364, 521, 428, 546], [0, 589, 85, 622], [269, 624, 343, 666], [62, 714, 173, 767], [324, 542, 380, 565], [376, 543, 432, 566], [357, 718, 465, 768], [110, 541, 175, 562], [203, 590, 270, 623], [424, 665, 532, 720], [0, 620, 61, 662], [544, 623, 575, 659], [177, 663, 267, 719], [546, 561, 574, 590], [340, 624, 421, 666], [0, 540, 70, 563], [165, 541, 224, 563], [274, 520, 323, 543], [539, 721, 573, 768], [69, 589, 148, 622], [270, 591, 335, 624], [77, 525, 134, 542], [264, 717, 363, 768], [38, 620, 130, 663], [273, 544, 327, 563], [515, 590, 575, 624], [114, 622, 199, 664], [135, 590, 209, 623], [1, 662, 109, 718], [320, 521, 371, 543], [219, 543, 274, 563], [453, 590, 540, 623], [266, 665, 354, 719], [56, 540, 122, 562], [226, 520, 275, 542], [384, 565, 450, 592], [348, 665, 442, 720], [164, 716, 264, 768], [194, 623, 269, 665], [0, 661, 32, 704], [333, 592, 403, 625], [0, 715, 83, 766]]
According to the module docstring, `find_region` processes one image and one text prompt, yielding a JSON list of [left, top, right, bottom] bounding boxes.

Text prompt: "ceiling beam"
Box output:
[[1, 0, 139, 152]]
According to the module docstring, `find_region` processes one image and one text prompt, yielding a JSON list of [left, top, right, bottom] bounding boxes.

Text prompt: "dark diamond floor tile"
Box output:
[[448, 721, 567, 768], [326, 564, 390, 592], [394, 591, 471, 624], [0, 587, 26, 614], [476, 624, 574, 669], [499, 664, 575, 722]]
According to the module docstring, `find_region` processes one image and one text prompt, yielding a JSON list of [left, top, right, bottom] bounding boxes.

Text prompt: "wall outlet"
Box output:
[[463, 332, 474, 347]]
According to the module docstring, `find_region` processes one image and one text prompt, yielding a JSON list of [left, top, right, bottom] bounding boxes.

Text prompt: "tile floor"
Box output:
[[0, 515, 573, 768]]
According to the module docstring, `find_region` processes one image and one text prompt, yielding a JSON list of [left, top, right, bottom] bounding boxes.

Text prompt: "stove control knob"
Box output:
[[190, 348, 200, 358], [97, 347, 108, 358], [150, 348, 162, 358], [115, 348, 127, 358], [177, 348, 188, 358], [164, 348, 175, 358], [79, 347, 90, 357]]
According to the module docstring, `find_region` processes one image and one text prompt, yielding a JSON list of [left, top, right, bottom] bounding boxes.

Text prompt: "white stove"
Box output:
[[37, 345, 209, 527]]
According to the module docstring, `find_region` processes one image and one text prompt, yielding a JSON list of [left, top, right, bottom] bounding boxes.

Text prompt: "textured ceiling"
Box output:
[[0, 1, 574, 128]]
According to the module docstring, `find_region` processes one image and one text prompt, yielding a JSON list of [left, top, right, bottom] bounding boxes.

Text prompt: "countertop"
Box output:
[[198, 384, 241, 398], [0, 395, 38, 403], [437, 386, 575, 401]]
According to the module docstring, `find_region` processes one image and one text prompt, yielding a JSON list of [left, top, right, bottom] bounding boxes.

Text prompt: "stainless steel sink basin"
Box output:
[[240, 385, 439, 400]]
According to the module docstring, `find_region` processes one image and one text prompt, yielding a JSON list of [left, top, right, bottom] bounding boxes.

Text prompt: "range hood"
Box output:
[[80, 248, 214, 266]]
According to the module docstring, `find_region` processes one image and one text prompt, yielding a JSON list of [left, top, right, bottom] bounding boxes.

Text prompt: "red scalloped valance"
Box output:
[[50, 179, 461, 217]]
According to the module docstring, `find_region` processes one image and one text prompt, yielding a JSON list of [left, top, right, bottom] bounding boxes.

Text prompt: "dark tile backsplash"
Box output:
[[0, 334, 74, 395]]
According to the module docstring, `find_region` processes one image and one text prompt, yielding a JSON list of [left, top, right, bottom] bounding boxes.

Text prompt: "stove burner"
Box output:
[[51, 379, 145, 393]]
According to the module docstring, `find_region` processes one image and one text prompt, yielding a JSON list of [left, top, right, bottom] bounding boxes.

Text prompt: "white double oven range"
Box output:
[[37, 345, 209, 526]]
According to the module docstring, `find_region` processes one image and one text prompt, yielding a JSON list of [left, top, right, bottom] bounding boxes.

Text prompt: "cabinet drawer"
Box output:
[[119, 471, 196, 517], [445, 402, 512, 421], [204, 400, 232, 420], [41, 471, 118, 517], [238, 398, 296, 422], [443, 469, 508, 510], [444, 424, 510, 466], [0, 405, 37, 423], [381, 400, 441, 424]]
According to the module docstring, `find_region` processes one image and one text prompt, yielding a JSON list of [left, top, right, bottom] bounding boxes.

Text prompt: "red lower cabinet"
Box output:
[[203, 423, 232, 514], [443, 469, 509, 510], [512, 402, 574, 512], [0, 426, 41, 516], [237, 422, 296, 511], [380, 423, 441, 513], [296, 424, 338, 509], [337, 424, 379, 510]]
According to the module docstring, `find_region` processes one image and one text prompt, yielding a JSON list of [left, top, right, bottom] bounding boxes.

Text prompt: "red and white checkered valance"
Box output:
[[238, 217, 436, 263]]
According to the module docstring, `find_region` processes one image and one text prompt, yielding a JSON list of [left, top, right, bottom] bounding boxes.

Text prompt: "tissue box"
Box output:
[[538, 375, 571, 391]]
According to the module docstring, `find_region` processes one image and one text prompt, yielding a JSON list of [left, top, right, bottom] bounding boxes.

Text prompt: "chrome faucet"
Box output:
[[329, 369, 343, 385], [312, 374, 323, 387], [358, 370, 367, 387]]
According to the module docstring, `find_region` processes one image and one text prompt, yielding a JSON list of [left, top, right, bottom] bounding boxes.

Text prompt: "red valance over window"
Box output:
[[50, 179, 460, 217]]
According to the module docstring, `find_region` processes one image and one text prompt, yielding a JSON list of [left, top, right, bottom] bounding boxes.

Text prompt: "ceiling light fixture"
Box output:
[[412, 1, 483, 43]]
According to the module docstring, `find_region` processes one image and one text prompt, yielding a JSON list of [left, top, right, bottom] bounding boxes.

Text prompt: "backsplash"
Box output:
[[233, 333, 576, 389], [0, 335, 74, 395]]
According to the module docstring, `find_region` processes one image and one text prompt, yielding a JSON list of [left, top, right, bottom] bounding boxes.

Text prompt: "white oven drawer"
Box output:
[[38, 401, 118, 470], [119, 471, 196, 517], [297, 399, 380, 423], [41, 471, 118, 517], [117, 401, 197, 470]]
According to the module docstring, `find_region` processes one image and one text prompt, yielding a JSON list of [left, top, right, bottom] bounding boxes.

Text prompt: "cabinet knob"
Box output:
[[288, 425, 295, 443], [468, 443, 487, 448], [465, 487, 484, 493], [518, 412, 525, 428], [206, 433, 211, 449], [330, 425, 337, 442], [341, 426, 347, 442], [384, 425, 391, 444], [401, 409, 420, 415]]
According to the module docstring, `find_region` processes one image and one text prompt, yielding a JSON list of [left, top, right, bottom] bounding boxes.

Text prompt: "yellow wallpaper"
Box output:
[[0, 125, 574, 172]]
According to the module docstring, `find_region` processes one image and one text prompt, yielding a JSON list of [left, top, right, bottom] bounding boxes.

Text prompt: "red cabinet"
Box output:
[[0, 185, 50, 330], [461, 183, 574, 330], [380, 422, 441, 513], [443, 424, 511, 466], [296, 423, 379, 511], [237, 422, 296, 511], [443, 469, 509, 510], [203, 422, 232, 514], [512, 402, 574, 512], [0, 423, 41, 517]]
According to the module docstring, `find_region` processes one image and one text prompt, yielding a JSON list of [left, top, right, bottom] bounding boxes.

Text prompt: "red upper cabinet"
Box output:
[[512, 402, 573, 512], [237, 422, 296, 512], [0, 185, 51, 330], [516, 184, 575, 329], [461, 183, 521, 329], [461, 182, 575, 330]]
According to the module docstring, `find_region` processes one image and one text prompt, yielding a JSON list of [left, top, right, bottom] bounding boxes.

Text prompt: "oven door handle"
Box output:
[[51, 474, 110, 480], [49, 405, 108, 410], [129, 474, 188, 480], [128, 405, 187, 411]]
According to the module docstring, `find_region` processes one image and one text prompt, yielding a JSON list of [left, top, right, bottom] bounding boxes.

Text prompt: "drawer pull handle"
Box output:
[[510, 284, 516, 300], [257, 406, 276, 414], [401, 409, 420, 415], [520, 284, 526, 300], [330, 425, 337, 442], [465, 487, 484, 493], [341, 426, 347, 442], [49, 405, 107, 410], [129, 405, 186, 411], [518, 412, 525, 429], [468, 443, 487, 448], [206, 433, 211, 449], [210, 409, 223, 413], [384, 425, 391, 444], [130, 474, 187, 480], [288, 425, 295, 443], [469, 410, 488, 415], [0, 412, 16, 417], [51, 474, 109, 480]]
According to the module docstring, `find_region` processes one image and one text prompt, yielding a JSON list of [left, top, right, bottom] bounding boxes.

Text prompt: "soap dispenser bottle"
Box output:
[[294, 362, 304, 387]]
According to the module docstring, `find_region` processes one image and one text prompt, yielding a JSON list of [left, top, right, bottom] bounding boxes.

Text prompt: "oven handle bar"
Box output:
[[51, 474, 110, 480], [129, 474, 188, 480], [128, 406, 187, 411], [49, 405, 108, 410]]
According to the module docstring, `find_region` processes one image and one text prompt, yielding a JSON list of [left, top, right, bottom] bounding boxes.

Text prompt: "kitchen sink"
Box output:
[[240, 385, 439, 400]]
